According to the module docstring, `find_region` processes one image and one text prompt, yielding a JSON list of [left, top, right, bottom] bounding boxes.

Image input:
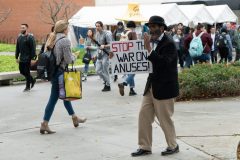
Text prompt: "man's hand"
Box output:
[[30, 60, 36, 66], [16, 59, 19, 63], [92, 56, 97, 61], [109, 52, 114, 59], [100, 45, 105, 49], [144, 32, 152, 53]]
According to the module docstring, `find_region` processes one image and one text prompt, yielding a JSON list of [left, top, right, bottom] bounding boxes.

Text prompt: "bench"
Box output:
[[0, 65, 95, 86], [0, 71, 37, 85]]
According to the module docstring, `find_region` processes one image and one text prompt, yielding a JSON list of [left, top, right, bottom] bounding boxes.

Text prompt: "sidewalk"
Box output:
[[0, 74, 239, 160], [0, 51, 15, 55]]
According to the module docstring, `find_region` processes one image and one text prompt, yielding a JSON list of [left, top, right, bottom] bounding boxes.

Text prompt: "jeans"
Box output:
[[96, 54, 110, 86], [83, 63, 89, 77], [124, 74, 135, 88], [193, 53, 211, 64], [19, 62, 33, 88], [228, 49, 233, 62], [43, 70, 75, 122], [184, 53, 192, 68]]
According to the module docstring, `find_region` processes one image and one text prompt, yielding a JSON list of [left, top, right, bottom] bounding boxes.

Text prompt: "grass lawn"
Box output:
[[0, 54, 86, 72], [0, 55, 18, 72], [0, 43, 16, 52], [0, 48, 91, 72]]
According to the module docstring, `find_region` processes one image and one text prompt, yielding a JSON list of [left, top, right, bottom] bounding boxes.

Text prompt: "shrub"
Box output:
[[177, 64, 240, 101]]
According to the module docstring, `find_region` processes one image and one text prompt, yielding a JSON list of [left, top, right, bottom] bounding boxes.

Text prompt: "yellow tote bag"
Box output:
[[59, 71, 82, 101]]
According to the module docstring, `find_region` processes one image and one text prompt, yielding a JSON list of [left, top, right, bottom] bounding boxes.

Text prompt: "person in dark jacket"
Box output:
[[173, 28, 184, 68], [218, 28, 233, 63], [131, 16, 179, 157], [184, 23, 213, 64], [233, 26, 240, 62], [183, 27, 193, 68], [15, 23, 36, 92], [210, 26, 219, 63]]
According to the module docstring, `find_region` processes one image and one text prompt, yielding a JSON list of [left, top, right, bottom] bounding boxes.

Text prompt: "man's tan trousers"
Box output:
[[138, 89, 177, 151]]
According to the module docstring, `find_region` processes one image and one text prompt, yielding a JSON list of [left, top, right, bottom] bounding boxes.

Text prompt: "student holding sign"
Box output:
[[118, 21, 138, 96], [131, 16, 179, 157], [95, 21, 112, 92]]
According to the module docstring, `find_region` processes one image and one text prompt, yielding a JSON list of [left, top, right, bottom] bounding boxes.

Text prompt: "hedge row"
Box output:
[[177, 62, 240, 101]]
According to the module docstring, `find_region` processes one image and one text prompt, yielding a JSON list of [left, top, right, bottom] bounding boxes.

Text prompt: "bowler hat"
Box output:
[[145, 16, 167, 30]]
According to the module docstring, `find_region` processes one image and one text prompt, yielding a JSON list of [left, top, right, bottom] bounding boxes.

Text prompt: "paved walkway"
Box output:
[[0, 52, 15, 55], [0, 74, 239, 160]]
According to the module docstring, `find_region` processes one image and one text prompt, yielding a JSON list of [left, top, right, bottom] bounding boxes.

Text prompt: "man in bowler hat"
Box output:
[[131, 16, 179, 157]]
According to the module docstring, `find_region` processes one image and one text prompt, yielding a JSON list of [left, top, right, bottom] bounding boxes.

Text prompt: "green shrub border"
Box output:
[[177, 62, 240, 101]]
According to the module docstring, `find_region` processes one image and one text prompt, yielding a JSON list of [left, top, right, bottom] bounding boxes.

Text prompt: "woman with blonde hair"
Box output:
[[40, 20, 86, 134]]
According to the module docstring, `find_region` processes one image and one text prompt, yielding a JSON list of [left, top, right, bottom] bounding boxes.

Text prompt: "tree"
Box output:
[[0, 1, 11, 24], [39, 0, 78, 25]]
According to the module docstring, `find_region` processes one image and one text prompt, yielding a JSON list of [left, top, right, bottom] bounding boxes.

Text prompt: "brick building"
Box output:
[[0, 0, 94, 44]]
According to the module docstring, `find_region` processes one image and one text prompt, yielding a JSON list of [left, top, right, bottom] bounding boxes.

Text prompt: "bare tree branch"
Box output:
[[0, 1, 11, 24], [39, 0, 78, 25]]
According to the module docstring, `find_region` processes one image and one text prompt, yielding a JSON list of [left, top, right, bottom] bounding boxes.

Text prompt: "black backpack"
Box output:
[[37, 37, 64, 81], [217, 34, 228, 48], [82, 50, 92, 64]]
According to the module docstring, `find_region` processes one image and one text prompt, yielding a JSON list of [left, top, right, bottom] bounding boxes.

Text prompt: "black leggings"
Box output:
[[218, 47, 229, 63], [177, 50, 184, 68], [19, 62, 33, 88]]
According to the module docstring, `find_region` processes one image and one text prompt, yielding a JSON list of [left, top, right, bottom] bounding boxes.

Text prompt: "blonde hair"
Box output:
[[45, 20, 69, 51]]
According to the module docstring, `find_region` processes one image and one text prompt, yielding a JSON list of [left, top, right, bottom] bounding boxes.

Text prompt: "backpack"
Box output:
[[37, 37, 64, 81], [189, 32, 204, 58], [217, 33, 228, 48], [82, 50, 92, 64], [119, 30, 131, 41]]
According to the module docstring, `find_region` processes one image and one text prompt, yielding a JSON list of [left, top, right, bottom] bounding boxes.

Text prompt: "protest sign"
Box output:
[[110, 40, 152, 75]]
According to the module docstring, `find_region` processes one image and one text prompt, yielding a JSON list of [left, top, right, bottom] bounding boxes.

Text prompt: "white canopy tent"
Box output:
[[140, 3, 189, 26], [69, 4, 189, 27], [68, 3, 238, 47], [206, 5, 238, 23], [68, 6, 125, 47], [178, 4, 215, 26], [69, 6, 125, 28], [69, 3, 189, 47]]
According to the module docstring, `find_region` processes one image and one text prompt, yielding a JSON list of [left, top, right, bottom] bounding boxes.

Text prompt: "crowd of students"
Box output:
[[168, 22, 240, 68]]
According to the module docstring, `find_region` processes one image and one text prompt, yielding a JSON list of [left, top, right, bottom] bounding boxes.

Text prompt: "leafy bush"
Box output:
[[177, 64, 240, 101]]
